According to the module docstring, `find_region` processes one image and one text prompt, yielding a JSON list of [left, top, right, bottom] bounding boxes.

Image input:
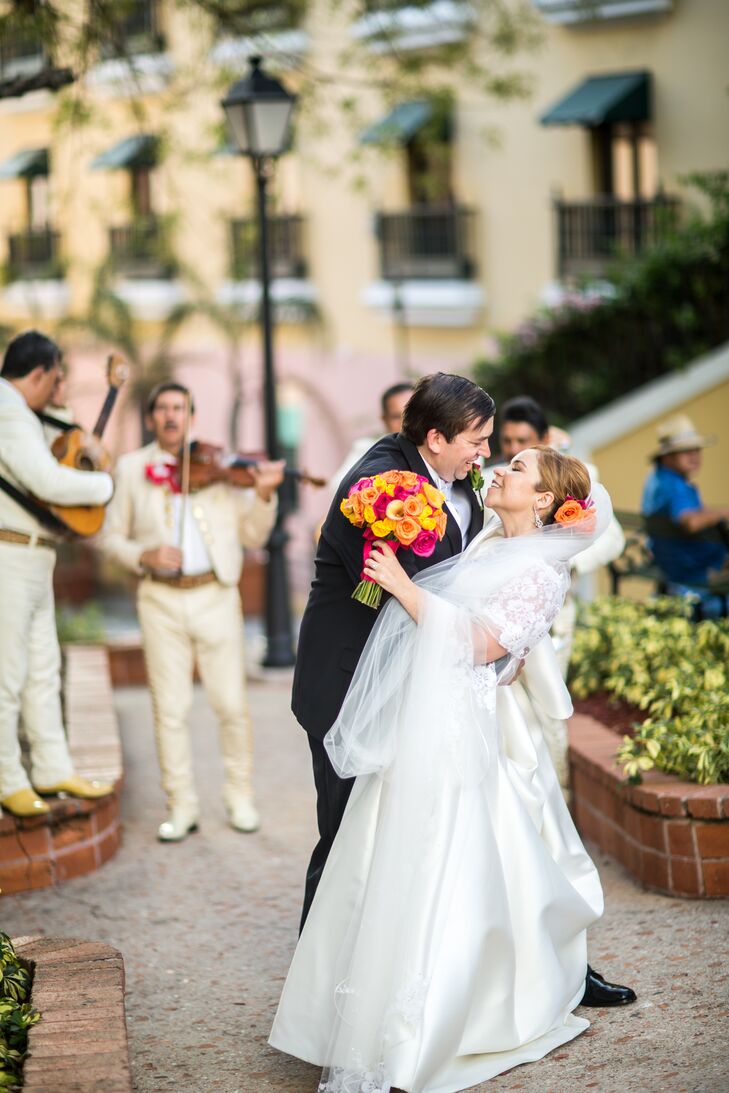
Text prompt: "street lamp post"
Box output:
[[222, 56, 298, 668]]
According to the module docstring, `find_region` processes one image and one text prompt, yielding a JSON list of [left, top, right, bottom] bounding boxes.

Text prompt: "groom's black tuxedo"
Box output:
[[294, 432, 483, 927], [293, 433, 483, 741]]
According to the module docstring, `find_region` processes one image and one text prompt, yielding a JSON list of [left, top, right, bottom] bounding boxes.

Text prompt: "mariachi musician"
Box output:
[[0, 331, 114, 818], [101, 381, 284, 842]]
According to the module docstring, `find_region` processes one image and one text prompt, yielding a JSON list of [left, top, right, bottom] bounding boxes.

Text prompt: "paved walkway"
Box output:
[[3, 680, 728, 1093]]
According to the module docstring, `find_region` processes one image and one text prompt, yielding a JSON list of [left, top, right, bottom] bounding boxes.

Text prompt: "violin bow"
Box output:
[[177, 390, 192, 571]]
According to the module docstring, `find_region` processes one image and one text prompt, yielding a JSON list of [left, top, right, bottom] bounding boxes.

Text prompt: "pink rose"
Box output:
[[349, 476, 373, 497], [373, 492, 390, 519], [393, 485, 410, 501], [411, 529, 438, 557]]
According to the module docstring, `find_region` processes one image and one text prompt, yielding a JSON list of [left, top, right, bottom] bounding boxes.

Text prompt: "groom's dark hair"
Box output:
[[401, 372, 495, 445]]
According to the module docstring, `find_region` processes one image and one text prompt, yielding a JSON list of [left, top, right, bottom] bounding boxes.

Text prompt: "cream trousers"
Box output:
[[0, 541, 74, 798], [137, 578, 255, 811]]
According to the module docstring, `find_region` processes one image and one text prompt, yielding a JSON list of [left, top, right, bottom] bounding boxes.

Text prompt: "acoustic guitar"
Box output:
[[42, 354, 129, 537]]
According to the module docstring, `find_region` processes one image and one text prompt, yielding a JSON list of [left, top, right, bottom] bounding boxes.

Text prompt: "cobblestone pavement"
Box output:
[[2, 679, 728, 1093]]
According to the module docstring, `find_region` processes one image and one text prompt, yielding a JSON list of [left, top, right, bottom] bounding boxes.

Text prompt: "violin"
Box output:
[[183, 440, 326, 492]]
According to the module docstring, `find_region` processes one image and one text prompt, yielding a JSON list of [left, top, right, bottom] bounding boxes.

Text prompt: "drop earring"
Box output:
[[533, 506, 544, 529]]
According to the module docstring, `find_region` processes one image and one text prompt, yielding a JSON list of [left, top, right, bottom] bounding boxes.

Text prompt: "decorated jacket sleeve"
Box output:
[[0, 409, 113, 506], [98, 459, 146, 573], [235, 488, 278, 549]]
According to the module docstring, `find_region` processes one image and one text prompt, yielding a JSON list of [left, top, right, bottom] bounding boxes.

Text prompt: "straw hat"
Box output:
[[650, 413, 716, 460]]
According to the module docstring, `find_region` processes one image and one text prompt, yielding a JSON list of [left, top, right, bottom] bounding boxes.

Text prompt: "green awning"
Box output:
[[91, 134, 158, 170], [0, 147, 48, 179], [360, 101, 434, 145], [540, 72, 650, 127]]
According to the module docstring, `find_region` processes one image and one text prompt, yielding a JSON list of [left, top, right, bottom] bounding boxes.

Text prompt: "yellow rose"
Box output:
[[363, 504, 376, 524], [421, 516, 436, 531], [371, 519, 395, 537]]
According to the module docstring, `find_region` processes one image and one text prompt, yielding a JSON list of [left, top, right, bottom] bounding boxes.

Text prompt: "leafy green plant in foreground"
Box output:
[[0, 934, 39, 1087], [569, 597, 729, 785]]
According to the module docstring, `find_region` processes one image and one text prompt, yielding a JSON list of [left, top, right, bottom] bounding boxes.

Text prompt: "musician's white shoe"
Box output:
[[157, 807, 199, 842], [227, 797, 260, 833]]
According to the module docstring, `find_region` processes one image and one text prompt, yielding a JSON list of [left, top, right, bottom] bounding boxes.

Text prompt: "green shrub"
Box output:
[[569, 597, 729, 785], [0, 934, 39, 1088], [55, 602, 105, 644], [473, 172, 729, 424]]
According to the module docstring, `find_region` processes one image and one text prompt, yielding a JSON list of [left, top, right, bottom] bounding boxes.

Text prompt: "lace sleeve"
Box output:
[[479, 562, 567, 659]]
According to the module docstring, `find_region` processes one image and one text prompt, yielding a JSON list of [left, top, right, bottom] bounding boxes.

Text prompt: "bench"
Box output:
[[609, 510, 729, 617]]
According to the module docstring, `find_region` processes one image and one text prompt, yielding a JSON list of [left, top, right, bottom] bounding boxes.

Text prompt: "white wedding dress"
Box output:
[[270, 507, 609, 1093]]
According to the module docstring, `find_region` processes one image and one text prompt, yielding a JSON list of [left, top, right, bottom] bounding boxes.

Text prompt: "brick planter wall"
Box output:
[[569, 714, 729, 898], [12, 936, 132, 1093], [0, 647, 123, 895]]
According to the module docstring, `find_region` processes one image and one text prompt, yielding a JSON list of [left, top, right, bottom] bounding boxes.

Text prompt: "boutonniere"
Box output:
[[468, 463, 485, 511]]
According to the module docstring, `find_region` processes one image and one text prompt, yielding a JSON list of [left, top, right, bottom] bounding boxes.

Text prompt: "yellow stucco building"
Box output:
[[0, 0, 727, 569]]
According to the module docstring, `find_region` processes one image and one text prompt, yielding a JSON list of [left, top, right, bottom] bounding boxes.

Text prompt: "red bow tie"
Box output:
[[145, 461, 180, 493]]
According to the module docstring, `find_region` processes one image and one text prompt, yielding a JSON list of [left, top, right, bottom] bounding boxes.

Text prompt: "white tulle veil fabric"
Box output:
[[311, 484, 612, 1093]]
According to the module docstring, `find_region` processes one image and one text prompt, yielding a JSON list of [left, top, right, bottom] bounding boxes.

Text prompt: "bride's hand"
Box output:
[[364, 541, 423, 623], [363, 541, 410, 598]]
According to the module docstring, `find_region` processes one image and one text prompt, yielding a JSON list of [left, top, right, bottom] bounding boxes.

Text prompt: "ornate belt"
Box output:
[[147, 570, 217, 590], [0, 528, 56, 550]]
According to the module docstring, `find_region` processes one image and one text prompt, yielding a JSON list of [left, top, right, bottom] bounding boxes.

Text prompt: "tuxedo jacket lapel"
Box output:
[[454, 477, 485, 546]]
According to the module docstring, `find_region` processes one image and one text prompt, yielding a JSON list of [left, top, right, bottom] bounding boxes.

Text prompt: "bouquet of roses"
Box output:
[[340, 470, 448, 609]]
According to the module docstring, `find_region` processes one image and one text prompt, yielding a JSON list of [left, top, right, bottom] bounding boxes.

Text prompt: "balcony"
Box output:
[[375, 205, 477, 280], [7, 228, 62, 280], [555, 195, 680, 278], [230, 215, 307, 281], [108, 216, 174, 278]]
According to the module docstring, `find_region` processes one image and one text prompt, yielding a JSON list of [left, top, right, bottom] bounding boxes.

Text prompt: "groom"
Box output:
[[293, 372, 635, 1007]]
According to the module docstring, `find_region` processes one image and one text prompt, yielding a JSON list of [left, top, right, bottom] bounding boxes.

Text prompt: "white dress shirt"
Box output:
[[423, 458, 471, 550]]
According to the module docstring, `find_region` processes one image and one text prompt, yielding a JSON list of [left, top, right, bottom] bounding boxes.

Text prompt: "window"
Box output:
[[98, 0, 164, 59], [591, 122, 658, 199], [213, 0, 305, 35], [0, 12, 46, 79]]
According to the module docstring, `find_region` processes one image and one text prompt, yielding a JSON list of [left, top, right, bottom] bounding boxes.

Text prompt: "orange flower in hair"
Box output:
[[554, 494, 595, 529]]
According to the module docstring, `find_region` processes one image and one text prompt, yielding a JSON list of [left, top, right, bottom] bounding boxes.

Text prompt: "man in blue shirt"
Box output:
[[642, 414, 729, 615]]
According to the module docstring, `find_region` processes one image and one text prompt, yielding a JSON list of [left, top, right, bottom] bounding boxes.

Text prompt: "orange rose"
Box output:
[[349, 492, 365, 521], [553, 499, 585, 526], [433, 509, 447, 537], [393, 516, 421, 546], [398, 471, 420, 490], [403, 495, 424, 518], [422, 481, 445, 509], [359, 485, 381, 507], [380, 470, 403, 485], [340, 497, 362, 526]]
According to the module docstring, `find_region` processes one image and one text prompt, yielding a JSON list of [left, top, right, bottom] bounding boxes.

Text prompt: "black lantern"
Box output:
[[222, 57, 298, 668]]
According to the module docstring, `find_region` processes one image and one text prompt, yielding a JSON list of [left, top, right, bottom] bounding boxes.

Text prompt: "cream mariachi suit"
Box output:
[[101, 442, 277, 815], [0, 378, 113, 800]]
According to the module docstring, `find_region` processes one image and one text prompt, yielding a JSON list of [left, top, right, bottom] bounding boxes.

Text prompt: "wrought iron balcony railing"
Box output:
[[230, 215, 307, 281], [555, 194, 681, 277], [7, 228, 62, 280], [108, 216, 174, 278], [374, 205, 477, 281]]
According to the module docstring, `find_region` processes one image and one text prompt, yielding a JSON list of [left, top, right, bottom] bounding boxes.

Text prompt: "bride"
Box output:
[[270, 446, 612, 1093]]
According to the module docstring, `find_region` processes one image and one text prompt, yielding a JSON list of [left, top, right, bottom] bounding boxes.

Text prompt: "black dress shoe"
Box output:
[[581, 965, 637, 1007]]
